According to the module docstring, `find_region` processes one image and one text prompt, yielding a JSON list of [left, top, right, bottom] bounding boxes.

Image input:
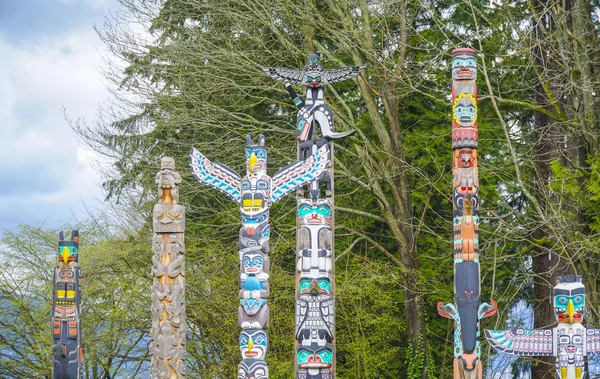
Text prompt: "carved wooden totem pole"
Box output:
[[437, 48, 497, 379], [263, 53, 365, 379], [190, 134, 330, 378], [151, 157, 186, 378], [52, 230, 82, 379], [486, 276, 600, 379]]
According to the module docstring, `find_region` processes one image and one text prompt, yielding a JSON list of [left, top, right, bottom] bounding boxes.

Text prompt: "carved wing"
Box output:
[[319, 296, 335, 337], [323, 64, 366, 84], [484, 329, 554, 356], [586, 328, 600, 354], [271, 144, 330, 203], [190, 147, 241, 203], [262, 67, 305, 85]]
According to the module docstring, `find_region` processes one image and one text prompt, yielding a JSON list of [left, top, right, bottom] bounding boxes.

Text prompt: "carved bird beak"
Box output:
[[249, 152, 258, 173], [567, 299, 575, 324], [61, 247, 70, 265]]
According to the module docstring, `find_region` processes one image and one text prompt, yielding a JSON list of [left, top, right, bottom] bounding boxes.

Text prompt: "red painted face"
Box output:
[[458, 150, 474, 168]]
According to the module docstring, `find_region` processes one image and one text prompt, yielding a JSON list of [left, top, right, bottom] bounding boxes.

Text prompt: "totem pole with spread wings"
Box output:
[[486, 276, 600, 379], [263, 54, 365, 379], [190, 134, 330, 378]]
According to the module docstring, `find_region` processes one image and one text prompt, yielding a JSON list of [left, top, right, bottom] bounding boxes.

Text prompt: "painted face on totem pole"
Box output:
[[453, 93, 477, 127], [237, 359, 268, 379], [57, 231, 79, 265], [458, 149, 474, 168], [452, 51, 477, 81], [242, 135, 270, 216], [241, 210, 270, 242], [554, 276, 585, 324], [299, 277, 331, 295], [240, 329, 268, 359], [298, 199, 332, 225], [306, 54, 324, 87], [296, 343, 334, 368], [242, 252, 269, 275], [240, 296, 267, 316]]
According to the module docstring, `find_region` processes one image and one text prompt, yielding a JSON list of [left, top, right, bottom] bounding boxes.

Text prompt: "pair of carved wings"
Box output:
[[262, 65, 366, 85], [190, 144, 330, 204], [485, 328, 600, 356]]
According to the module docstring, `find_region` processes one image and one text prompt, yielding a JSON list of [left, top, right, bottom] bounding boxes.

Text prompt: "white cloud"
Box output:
[[0, 27, 111, 229]]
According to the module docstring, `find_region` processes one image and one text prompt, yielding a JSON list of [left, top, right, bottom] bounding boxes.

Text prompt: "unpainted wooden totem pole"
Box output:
[[263, 53, 365, 379], [151, 157, 186, 378], [52, 230, 82, 378], [190, 134, 330, 378], [437, 48, 497, 379], [486, 276, 600, 379]]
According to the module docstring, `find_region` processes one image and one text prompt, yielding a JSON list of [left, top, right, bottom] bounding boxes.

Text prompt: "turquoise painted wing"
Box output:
[[190, 147, 241, 203], [271, 144, 330, 203], [484, 328, 553, 356], [586, 329, 600, 354]]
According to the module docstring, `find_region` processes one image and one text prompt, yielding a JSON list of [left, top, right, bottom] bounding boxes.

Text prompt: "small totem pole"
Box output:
[[190, 134, 330, 378], [52, 230, 82, 378], [151, 157, 186, 378], [437, 48, 497, 379], [263, 53, 365, 379], [485, 276, 600, 379]]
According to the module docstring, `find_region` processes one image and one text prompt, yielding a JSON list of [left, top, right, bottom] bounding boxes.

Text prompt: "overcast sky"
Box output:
[[0, 0, 119, 230]]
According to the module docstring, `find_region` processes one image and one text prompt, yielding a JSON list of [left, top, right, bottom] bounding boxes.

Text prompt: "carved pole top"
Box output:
[[156, 157, 182, 205]]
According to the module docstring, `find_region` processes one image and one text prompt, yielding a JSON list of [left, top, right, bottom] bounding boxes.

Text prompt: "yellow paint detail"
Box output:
[[66, 290, 76, 298], [249, 152, 258, 173], [248, 337, 254, 351], [57, 290, 66, 298], [567, 299, 575, 324], [61, 247, 70, 264], [576, 367, 582, 378], [243, 199, 252, 207], [561, 367, 567, 379], [253, 199, 263, 207]]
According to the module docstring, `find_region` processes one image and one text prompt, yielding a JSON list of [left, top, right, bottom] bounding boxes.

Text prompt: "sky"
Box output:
[[0, 0, 119, 230]]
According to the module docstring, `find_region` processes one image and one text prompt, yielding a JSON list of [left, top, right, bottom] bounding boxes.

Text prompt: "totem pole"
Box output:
[[190, 134, 330, 378], [52, 230, 82, 378], [263, 53, 365, 379], [150, 157, 186, 378], [485, 276, 600, 379], [437, 48, 497, 379]]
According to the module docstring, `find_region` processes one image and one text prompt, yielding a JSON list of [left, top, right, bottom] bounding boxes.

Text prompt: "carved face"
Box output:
[[458, 149, 474, 168], [240, 329, 268, 359], [299, 277, 331, 295], [554, 276, 585, 323], [242, 253, 269, 275], [237, 359, 268, 379], [241, 175, 271, 215], [298, 200, 332, 225], [453, 93, 477, 126], [452, 52, 477, 80], [296, 343, 334, 368], [241, 210, 270, 242], [240, 297, 267, 316], [58, 240, 78, 264]]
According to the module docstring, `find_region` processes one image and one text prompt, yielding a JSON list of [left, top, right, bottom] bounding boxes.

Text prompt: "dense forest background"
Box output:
[[1, 0, 600, 377]]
